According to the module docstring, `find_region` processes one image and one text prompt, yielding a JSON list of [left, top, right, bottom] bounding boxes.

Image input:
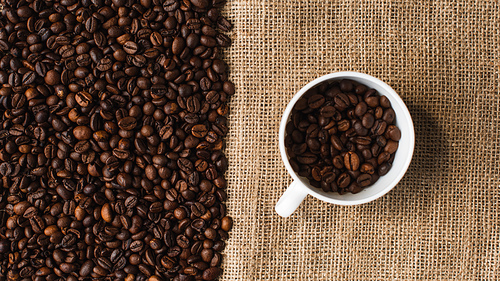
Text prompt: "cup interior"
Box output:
[[279, 72, 414, 205]]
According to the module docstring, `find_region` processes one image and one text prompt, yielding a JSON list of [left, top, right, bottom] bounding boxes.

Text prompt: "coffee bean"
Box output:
[[296, 152, 317, 164], [357, 174, 372, 187], [164, 0, 181, 11], [378, 163, 391, 176], [123, 41, 138, 55], [360, 163, 375, 174], [73, 126, 92, 140], [192, 124, 209, 138], [130, 240, 144, 252], [172, 37, 186, 55], [371, 120, 388, 136], [380, 96, 391, 108], [308, 94, 325, 109], [217, 17, 233, 32], [320, 105, 336, 117], [344, 151, 360, 171], [22, 71, 36, 84], [362, 113, 375, 128], [191, 0, 209, 8], [336, 173, 351, 188], [101, 203, 113, 223], [44, 70, 60, 85], [337, 120, 350, 131], [355, 102, 367, 117], [383, 108, 396, 123], [118, 116, 137, 131], [377, 151, 391, 165], [216, 34, 231, 47], [339, 79, 354, 92], [334, 93, 350, 111], [385, 125, 401, 141]]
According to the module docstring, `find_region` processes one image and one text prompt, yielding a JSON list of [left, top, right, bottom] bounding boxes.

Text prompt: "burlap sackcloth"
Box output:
[[218, 1, 500, 280]]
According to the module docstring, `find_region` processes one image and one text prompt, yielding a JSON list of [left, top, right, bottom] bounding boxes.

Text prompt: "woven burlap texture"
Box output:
[[219, 0, 499, 280]]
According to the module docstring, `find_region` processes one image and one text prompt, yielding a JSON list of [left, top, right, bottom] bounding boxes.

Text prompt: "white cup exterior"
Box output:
[[275, 72, 415, 217]]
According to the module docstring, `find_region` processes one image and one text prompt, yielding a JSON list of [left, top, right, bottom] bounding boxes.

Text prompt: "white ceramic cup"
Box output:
[[275, 72, 415, 217]]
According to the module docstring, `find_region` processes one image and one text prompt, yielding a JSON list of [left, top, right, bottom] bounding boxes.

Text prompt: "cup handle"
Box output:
[[275, 181, 309, 217]]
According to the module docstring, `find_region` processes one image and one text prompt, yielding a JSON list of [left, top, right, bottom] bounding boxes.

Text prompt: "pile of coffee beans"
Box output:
[[285, 79, 401, 194], [0, 0, 233, 280]]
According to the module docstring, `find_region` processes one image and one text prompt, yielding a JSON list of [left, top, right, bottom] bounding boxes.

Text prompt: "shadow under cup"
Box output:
[[279, 72, 415, 206]]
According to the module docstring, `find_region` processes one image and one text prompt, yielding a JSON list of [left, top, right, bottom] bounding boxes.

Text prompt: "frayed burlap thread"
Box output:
[[220, 1, 499, 280]]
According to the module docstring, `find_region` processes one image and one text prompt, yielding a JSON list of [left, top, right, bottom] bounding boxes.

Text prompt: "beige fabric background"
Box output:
[[219, 1, 499, 280]]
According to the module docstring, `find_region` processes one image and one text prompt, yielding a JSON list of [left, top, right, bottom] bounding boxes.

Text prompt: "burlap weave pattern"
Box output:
[[219, 1, 499, 280]]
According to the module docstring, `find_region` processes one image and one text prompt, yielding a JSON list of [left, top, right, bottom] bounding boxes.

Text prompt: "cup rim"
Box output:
[[279, 71, 415, 205]]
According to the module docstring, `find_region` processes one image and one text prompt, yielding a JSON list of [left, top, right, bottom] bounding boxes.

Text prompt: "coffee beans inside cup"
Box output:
[[285, 79, 401, 194]]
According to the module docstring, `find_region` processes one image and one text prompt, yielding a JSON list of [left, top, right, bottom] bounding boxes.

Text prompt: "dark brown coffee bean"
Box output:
[[371, 120, 387, 136], [337, 120, 350, 131], [296, 152, 317, 164], [217, 17, 233, 32], [123, 41, 138, 55], [336, 173, 351, 188], [362, 113, 375, 128], [353, 136, 371, 145], [96, 57, 112, 71], [377, 151, 391, 165], [334, 93, 349, 111], [22, 71, 36, 85], [172, 37, 186, 55], [45, 70, 60, 85], [191, 0, 209, 9], [339, 79, 354, 92], [355, 102, 367, 117], [385, 125, 401, 141], [380, 96, 391, 108], [348, 182, 363, 194], [357, 174, 372, 187], [385, 140, 399, 154], [118, 117, 137, 131], [365, 96, 380, 107], [378, 163, 391, 176], [320, 105, 336, 117], [382, 108, 396, 123], [73, 126, 92, 140], [130, 240, 144, 252], [308, 94, 325, 109]]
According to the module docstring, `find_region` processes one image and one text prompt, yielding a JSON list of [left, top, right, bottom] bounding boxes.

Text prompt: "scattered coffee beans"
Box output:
[[285, 79, 401, 194], [0, 0, 234, 280]]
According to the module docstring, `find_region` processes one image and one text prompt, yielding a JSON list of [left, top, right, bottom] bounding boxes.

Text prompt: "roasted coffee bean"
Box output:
[[296, 152, 317, 164], [371, 120, 388, 136], [308, 94, 325, 109], [286, 80, 400, 194], [360, 163, 375, 174], [344, 151, 360, 171], [337, 172, 351, 188], [357, 174, 372, 187], [385, 125, 401, 141], [123, 41, 138, 55], [378, 163, 391, 176]]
